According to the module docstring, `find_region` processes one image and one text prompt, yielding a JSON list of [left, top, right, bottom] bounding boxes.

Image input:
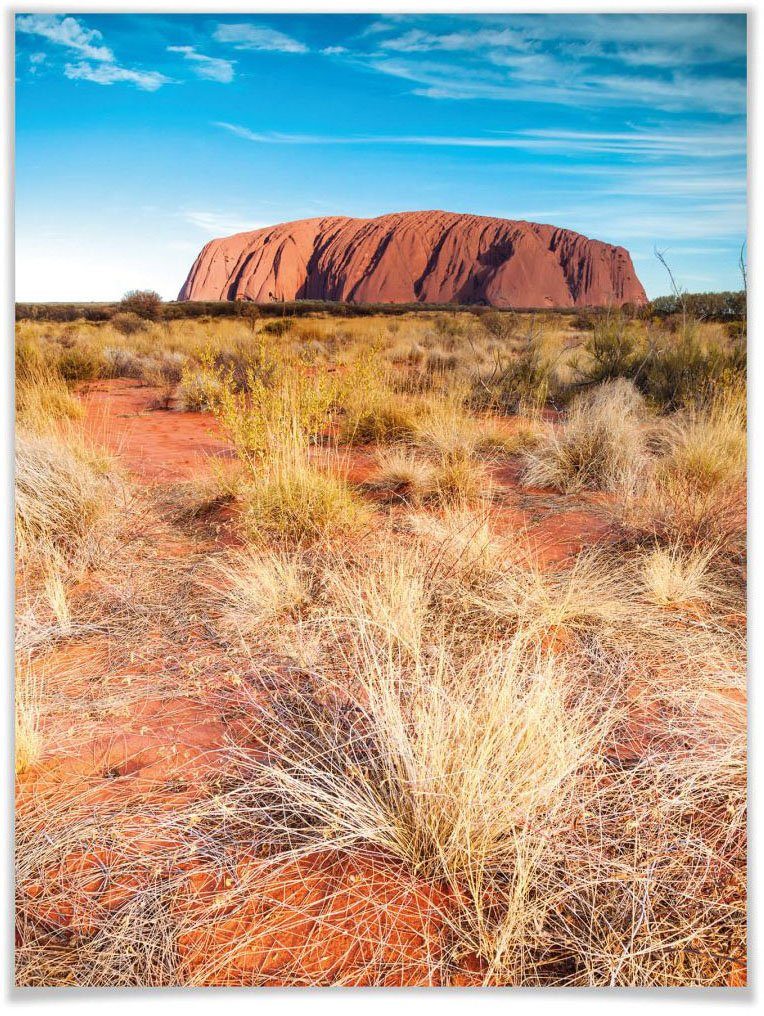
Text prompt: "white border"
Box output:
[[1, 2, 757, 1013]]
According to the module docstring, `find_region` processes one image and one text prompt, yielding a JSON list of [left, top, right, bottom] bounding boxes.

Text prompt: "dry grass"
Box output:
[[639, 542, 717, 608], [14, 311, 747, 987], [15, 655, 43, 775], [15, 429, 113, 566], [369, 446, 436, 503], [615, 388, 746, 554], [243, 450, 369, 545], [521, 379, 650, 493], [211, 547, 313, 637]]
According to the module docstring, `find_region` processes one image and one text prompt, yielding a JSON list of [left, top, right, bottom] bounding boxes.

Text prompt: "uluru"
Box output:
[[178, 210, 647, 308]]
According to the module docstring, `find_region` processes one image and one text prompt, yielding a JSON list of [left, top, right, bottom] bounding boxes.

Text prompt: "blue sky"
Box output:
[[15, 12, 747, 301]]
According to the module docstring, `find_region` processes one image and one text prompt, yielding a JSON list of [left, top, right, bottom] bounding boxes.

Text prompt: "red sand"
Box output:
[[18, 380, 743, 986], [81, 379, 234, 482]]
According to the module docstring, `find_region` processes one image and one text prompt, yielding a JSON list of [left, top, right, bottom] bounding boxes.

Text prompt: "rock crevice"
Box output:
[[178, 210, 647, 308]]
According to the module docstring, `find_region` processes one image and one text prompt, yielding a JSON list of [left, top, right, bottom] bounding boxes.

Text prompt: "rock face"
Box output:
[[178, 210, 647, 308]]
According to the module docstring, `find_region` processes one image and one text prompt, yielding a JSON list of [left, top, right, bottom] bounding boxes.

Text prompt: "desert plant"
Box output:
[[211, 547, 313, 637], [16, 364, 84, 430], [521, 379, 650, 493], [639, 542, 717, 609], [473, 328, 552, 413], [369, 447, 436, 503], [56, 346, 102, 382], [15, 429, 111, 563], [110, 312, 147, 336], [15, 655, 42, 775], [119, 289, 162, 321], [574, 311, 642, 386], [244, 458, 368, 545]]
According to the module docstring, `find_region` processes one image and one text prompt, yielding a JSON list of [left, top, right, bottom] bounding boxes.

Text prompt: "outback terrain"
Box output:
[[15, 298, 746, 986]]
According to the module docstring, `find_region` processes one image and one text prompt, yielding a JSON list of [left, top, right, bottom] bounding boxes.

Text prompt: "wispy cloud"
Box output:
[[65, 62, 172, 92], [214, 121, 745, 160], [16, 14, 113, 61], [367, 56, 746, 114], [167, 45, 234, 83], [380, 26, 530, 54], [181, 210, 263, 235], [28, 52, 46, 75], [353, 13, 746, 114], [213, 23, 308, 54], [17, 13, 173, 91]]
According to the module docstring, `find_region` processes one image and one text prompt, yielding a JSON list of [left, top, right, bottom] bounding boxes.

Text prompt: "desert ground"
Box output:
[[15, 301, 746, 986]]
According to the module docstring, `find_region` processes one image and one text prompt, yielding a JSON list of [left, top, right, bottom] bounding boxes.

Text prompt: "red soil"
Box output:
[[176, 850, 454, 986], [18, 381, 744, 987], [81, 379, 234, 482]]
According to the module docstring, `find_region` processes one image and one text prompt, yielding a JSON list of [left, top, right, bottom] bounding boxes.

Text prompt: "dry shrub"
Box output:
[[468, 548, 636, 641], [110, 312, 147, 337], [15, 655, 42, 774], [232, 635, 606, 885], [244, 460, 368, 546], [616, 387, 746, 552], [663, 388, 745, 491], [369, 446, 436, 503], [211, 547, 313, 637], [639, 543, 717, 609], [16, 365, 84, 431], [522, 379, 649, 493], [15, 429, 112, 565]]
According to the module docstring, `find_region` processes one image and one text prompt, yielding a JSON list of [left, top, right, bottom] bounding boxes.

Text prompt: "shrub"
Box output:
[[262, 318, 293, 337], [473, 336, 551, 413], [102, 346, 145, 379], [638, 330, 745, 411], [119, 289, 162, 321], [56, 346, 102, 382], [244, 463, 369, 545], [522, 379, 649, 493], [176, 367, 222, 412], [481, 310, 516, 342], [15, 430, 110, 563], [575, 312, 642, 386], [110, 312, 147, 336]]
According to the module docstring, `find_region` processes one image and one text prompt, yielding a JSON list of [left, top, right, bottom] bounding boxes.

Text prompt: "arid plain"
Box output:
[[14, 297, 746, 986]]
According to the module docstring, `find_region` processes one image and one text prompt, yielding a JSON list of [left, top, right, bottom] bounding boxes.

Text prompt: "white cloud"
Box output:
[[16, 13, 113, 61], [357, 14, 745, 114], [167, 45, 235, 83], [65, 62, 173, 92], [213, 23, 307, 54], [181, 210, 263, 235], [213, 121, 745, 161], [17, 13, 174, 91], [369, 55, 746, 114], [380, 26, 530, 54], [322, 46, 347, 56]]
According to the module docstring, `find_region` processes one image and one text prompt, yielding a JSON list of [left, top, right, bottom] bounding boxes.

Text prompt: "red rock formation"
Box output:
[[178, 210, 647, 308]]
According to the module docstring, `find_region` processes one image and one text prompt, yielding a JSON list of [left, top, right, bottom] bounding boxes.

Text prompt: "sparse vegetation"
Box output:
[[14, 302, 746, 987]]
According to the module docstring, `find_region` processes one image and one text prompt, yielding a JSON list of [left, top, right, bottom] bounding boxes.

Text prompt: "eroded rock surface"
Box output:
[[178, 210, 647, 308]]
